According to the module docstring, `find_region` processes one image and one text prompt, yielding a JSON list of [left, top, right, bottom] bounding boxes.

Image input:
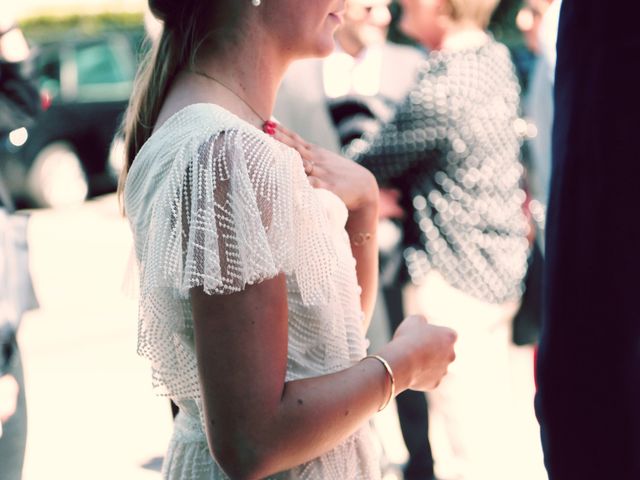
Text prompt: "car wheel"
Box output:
[[27, 141, 89, 208]]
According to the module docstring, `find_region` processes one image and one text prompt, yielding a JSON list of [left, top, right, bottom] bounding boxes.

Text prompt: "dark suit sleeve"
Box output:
[[536, 1, 640, 479], [346, 73, 443, 186]]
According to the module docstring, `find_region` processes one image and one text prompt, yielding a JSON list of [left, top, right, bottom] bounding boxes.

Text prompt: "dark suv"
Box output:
[[0, 31, 143, 208]]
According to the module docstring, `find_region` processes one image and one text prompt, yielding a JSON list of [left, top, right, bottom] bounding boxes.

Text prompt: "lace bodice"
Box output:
[[124, 104, 379, 479]]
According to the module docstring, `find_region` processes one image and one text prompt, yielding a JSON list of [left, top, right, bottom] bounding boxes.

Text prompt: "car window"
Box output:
[[74, 38, 135, 102], [76, 42, 127, 85]]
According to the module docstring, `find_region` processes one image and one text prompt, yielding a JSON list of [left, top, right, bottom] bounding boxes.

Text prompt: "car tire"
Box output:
[[27, 141, 89, 208]]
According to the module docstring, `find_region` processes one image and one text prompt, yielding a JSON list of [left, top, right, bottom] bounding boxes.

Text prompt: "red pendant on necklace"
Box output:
[[263, 120, 277, 136]]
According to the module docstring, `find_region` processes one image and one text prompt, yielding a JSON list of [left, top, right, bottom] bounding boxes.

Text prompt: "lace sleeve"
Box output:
[[125, 112, 343, 398], [137, 127, 338, 305]]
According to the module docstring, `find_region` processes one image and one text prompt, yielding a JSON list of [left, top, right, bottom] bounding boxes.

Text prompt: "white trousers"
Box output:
[[404, 272, 546, 480]]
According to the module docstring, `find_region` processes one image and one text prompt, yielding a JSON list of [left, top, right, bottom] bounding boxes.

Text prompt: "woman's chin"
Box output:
[[313, 36, 337, 58]]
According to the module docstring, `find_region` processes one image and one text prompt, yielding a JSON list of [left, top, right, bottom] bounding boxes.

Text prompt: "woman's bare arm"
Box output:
[[191, 275, 455, 480], [345, 199, 380, 329]]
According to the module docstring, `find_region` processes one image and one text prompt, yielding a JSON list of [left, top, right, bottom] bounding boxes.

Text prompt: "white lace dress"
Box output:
[[124, 103, 381, 480]]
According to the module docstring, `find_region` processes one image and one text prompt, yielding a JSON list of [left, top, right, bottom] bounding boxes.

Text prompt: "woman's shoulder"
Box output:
[[124, 103, 301, 233], [125, 104, 339, 307], [127, 103, 283, 190], [144, 103, 273, 153]]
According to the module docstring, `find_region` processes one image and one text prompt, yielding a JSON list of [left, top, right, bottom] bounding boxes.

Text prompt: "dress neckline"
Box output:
[[131, 103, 273, 175], [151, 102, 268, 141]]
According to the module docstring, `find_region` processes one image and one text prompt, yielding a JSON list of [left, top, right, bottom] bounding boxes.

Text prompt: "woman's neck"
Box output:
[[192, 35, 291, 126]]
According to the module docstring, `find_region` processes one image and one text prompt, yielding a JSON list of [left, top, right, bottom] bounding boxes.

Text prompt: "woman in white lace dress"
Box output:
[[120, 1, 457, 478]]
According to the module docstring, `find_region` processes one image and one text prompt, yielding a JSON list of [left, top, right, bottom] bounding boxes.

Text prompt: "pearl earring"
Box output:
[[251, 0, 261, 5]]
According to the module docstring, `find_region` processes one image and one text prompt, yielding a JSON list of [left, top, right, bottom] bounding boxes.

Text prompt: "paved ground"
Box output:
[[19, 195, 173, 480], [17, 194, 545, 480]]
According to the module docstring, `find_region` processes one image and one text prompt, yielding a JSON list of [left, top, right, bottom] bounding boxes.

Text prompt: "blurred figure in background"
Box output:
[[344, 0, 540, 478], [0, 9, 40, 480], [536, 1, 640, 478], [517, 0, 561, 236], [507, 0, 562, 357], [274, 2, 436, 479], [508, 0, 561, 353], [275, 0, 420, 151]]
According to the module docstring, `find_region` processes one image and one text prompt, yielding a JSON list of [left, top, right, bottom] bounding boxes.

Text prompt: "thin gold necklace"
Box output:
[[190, 69, 269, 125]]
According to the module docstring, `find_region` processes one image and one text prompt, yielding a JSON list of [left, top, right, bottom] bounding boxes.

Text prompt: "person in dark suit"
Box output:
[[535, 1, 640, 479]]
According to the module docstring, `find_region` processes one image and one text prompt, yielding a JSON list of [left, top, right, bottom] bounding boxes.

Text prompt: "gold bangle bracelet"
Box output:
[[362, 354, 395, 412]]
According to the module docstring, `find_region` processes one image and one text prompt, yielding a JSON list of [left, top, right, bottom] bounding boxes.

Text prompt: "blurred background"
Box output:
[[1, 0, 533, 210], [2, 3, 172, 480], [0, 1, 540, 479]]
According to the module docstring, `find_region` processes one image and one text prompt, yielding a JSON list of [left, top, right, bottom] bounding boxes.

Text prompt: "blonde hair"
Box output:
[[445, 0, 500, 28], [118, 0, 243, 210]]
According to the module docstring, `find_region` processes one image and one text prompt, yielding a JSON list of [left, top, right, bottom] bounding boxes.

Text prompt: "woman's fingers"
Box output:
[[307, 175, 328, 190], [268, 122, 313, 164], [304, 159, 314, 175], [268, 122, 311, 151], [274, 123, 311, 149], [268, 123, 293, 147]]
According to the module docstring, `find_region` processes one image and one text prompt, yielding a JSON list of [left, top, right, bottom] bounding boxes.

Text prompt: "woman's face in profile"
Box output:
[[398, 0, 445, 49], [265, 0, 346, 58]]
